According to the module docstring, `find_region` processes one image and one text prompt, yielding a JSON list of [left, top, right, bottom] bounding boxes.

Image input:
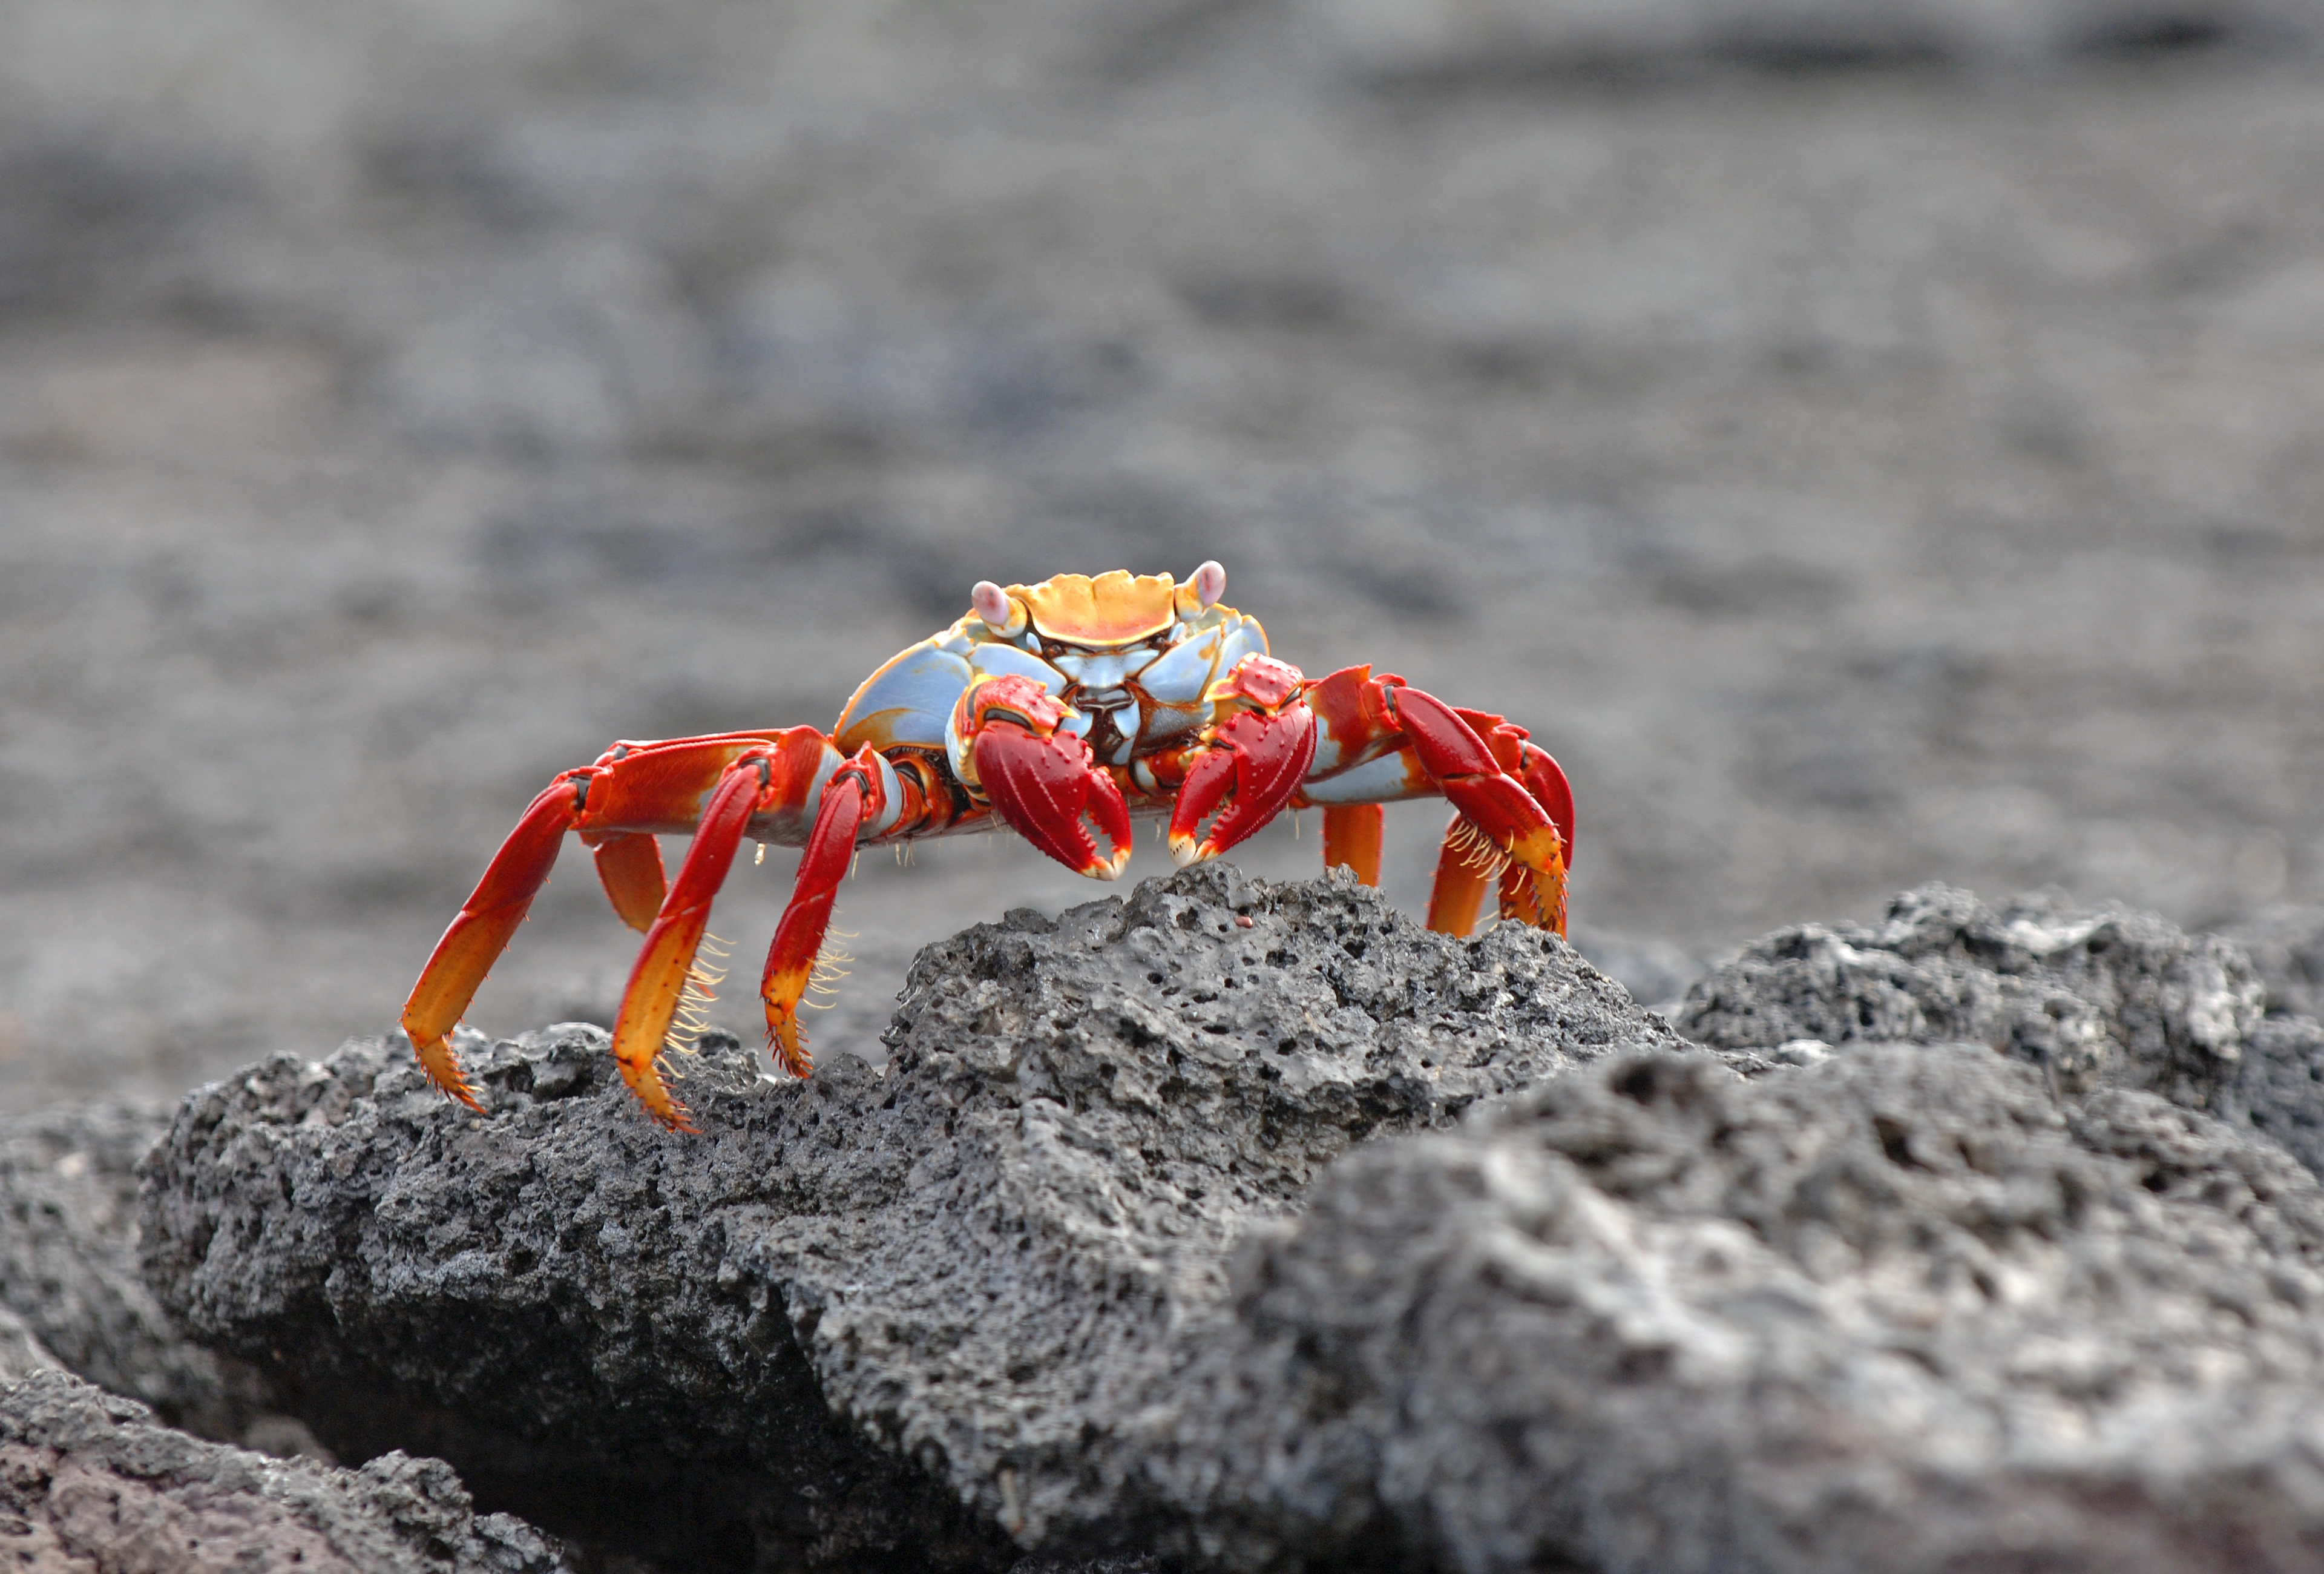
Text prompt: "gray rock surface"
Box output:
[[2225, 903, 2324, 1021], [0, 1369, 569, 1573], [0, 1098, 271, 1440], [1676, 883, 2266, 1099], [1671, 883, 2324, 1177], [1129, 1042, 2324, 1572], [140, 865, 1692, 1567], [1298, 0, 2317, 80], [0, 1304, 63, 1383]]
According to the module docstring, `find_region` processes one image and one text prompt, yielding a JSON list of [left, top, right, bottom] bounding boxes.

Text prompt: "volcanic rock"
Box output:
[[1129, 1042, 2324, 1573], [0, 1098, 278, 1441], [1672, 884, 2324, 1180], [0, 1303, 63, 1383], [2224, 903, 2324, 1021], [1295, 0, 2317, 81], [1676, 884, 2262, 1096], [138, 864, 1693, 1568], [0, 1369, 569, 1573]]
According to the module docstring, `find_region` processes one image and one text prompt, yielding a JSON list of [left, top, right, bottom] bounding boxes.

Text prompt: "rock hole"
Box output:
[[1873, 1115, 1919, 1170], [1609, 1061, 1664, 1104]]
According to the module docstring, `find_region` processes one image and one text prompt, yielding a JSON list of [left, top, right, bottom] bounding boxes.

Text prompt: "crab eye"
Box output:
[[971, 581, 1013, 631], [1192, 560, 1226, 608]]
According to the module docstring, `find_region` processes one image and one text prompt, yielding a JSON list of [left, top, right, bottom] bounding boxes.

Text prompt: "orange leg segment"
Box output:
[[1322, 803, 1384, 885], [587, 833, 667, 932], [1426, 812, 1494, 935]]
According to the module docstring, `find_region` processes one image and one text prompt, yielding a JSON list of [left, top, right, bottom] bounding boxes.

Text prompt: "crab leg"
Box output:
[[401, 775, 583, 1108], [400, 734, 789, 1108], [1426, 815, 1497, 935], [1495, 739, 1572, 932], [605, 733, 870, 1129], [586, 832, 667, 932], [1296, 668, 1573, 938], [1391, 685, 1568, 938], [1322, 804, 1385, 885], [758, 747, 887, 1082]]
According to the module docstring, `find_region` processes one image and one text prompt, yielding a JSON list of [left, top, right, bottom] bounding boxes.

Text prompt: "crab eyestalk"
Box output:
[[957, 674, 1134, 880], [1169, 654, 1316, 866]]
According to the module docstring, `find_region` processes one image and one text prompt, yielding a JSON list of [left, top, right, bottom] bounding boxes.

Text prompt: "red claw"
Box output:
[[964, 675, 1134, 879], [1169, 655, 1317, 865]]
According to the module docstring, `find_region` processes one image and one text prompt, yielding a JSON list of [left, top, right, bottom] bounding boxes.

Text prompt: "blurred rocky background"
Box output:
[[5, 0, 2324, 1107]]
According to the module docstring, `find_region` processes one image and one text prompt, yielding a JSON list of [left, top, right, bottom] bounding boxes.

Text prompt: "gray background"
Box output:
[[4, 0, 2322, 1108]]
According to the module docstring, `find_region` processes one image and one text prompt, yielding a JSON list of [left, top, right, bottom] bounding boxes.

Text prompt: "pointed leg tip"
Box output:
[[410, 1032, 485, 1111], [1168, 835, 1203, 869], [766, 1015, 814, 1079]]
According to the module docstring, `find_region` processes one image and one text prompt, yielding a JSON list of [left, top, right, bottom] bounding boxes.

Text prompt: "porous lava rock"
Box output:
[[1671, 884, 2324, 1179], [139, 864, 1690, 1568], [0, 1369, 568, 1572], [2224, 903, 2324, 1021], [1127, 1043, 2324, 1573], [0, 1099, 277, 1441], [1675, 884, 2263, 1099], [0, 1305, 63, 1383]]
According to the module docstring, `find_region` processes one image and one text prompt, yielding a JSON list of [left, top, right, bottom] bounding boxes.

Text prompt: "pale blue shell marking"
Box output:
[[945, 640, 1081, 783], [833, 627, 975, 752], [1137, 611, 1268, 743], [836, 601, 1271, 786], [1293, 746, 1428, 805], [835, 621, 1072, 752], [967, 639, 1072, 696]]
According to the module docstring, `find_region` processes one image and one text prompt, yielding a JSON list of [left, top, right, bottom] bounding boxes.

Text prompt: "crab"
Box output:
[[402, 562, 1574, 1129]]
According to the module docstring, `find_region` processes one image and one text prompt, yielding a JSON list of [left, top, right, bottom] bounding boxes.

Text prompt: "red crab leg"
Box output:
[[401, 775, 580, 1109], [960, 674, 1134, 879], [1322, 804, 1385, 885], [400, 733, 787, 1108], [1497, 740, 1572, 931], [758, 746, 887, 1081], [1390, 685, 1569, 938], [606, 733, 852, 1130], [1169, 655, 1318, 864]]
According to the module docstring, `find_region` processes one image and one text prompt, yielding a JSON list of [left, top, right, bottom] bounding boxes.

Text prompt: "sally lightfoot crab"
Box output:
[[401, 562, 1574, 1129]]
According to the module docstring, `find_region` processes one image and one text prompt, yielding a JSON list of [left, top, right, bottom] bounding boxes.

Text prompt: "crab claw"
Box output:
[[963, 674, 1134, 879], [1169, 654, 1316, 866]]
